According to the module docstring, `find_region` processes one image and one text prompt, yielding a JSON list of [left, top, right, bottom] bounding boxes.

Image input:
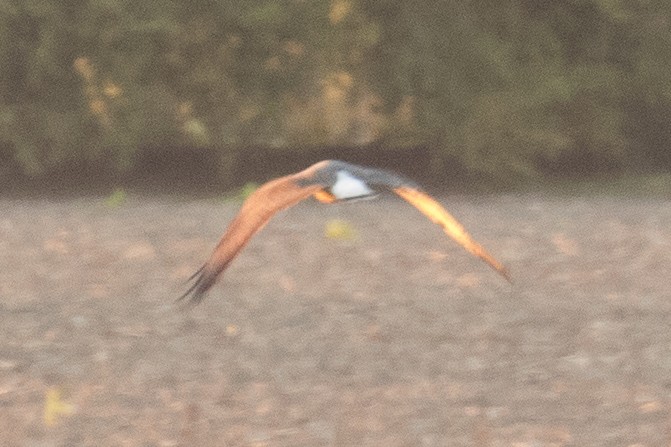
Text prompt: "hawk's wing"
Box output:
[[326, 161, 510, 281], [393, 187, 510, 281], [178, 174, 325, 304]]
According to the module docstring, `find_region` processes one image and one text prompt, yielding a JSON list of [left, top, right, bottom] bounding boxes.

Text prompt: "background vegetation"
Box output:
[[1, 0, 671, 188]]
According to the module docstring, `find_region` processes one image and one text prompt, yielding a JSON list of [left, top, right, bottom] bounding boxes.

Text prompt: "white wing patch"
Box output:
[[331, 170, 374, 200]]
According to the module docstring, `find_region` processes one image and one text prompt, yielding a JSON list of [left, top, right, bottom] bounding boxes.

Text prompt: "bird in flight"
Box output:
[[179, 160, 510, 304]]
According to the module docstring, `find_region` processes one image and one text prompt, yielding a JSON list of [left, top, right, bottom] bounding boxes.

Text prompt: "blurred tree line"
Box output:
[[1, 0, 671, 186]]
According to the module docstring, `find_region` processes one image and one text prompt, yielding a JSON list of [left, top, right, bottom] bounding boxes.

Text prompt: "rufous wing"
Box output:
[[179, 176, 325, 304], [393, 187, 510, 281]]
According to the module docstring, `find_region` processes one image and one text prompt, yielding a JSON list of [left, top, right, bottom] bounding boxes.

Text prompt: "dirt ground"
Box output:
[[1, 192, 670, 446]]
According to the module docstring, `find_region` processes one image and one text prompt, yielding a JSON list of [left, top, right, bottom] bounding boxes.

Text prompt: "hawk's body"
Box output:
[[180, 160, 509, 304]]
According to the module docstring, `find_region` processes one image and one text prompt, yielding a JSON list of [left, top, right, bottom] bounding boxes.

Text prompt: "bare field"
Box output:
[[1, 194, 670, 446]]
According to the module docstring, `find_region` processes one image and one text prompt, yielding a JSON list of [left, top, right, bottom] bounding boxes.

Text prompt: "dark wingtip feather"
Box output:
[[176, 265, 211, 306], [500, 266, 512, 284]]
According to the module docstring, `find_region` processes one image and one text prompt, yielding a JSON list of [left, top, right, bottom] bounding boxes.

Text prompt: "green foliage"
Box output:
[[1, 0, 671, 181], [237, 181, 259, 200], [220, 181, 258, 203], [104, 187, 127, 207]]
